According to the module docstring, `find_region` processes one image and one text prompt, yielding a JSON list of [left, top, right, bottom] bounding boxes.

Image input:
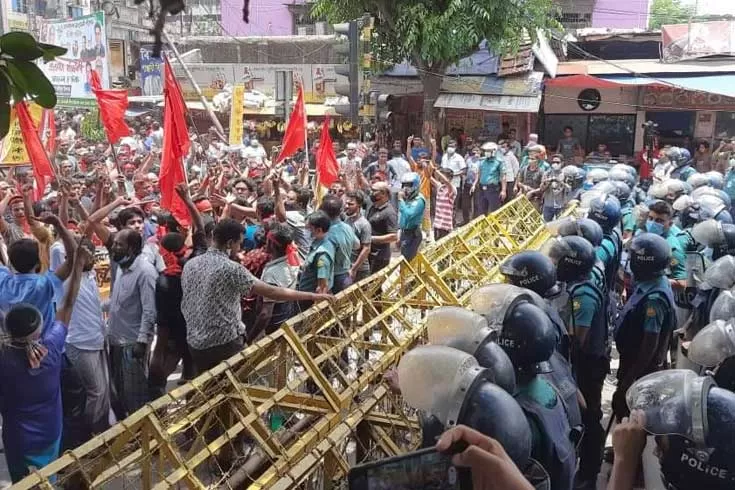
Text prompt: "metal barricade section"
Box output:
[[11, 196, 566, 490]]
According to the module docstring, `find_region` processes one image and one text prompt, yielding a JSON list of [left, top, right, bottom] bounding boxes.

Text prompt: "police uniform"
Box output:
[[515, 377, 576, 490], [541, 351, 583, 448], [671, 164, 696, 182], [566, 274, 607, 485], [298, 237, 335, 295], [659, 436, 735, 490], [327, 219, 358, 294], [398, 194, 426, 261], [614, 276, 676, 417], [725, 169, 735, 216]]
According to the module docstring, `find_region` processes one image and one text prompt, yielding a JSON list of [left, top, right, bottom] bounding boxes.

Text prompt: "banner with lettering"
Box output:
[[229, 85, 245, 146], [0, 103, 45, 166], [139, 45, 169, 96], [38, 12, 110, 106]]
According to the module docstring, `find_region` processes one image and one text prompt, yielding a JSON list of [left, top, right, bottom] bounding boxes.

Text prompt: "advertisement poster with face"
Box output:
[[38, 12, 110, 106]]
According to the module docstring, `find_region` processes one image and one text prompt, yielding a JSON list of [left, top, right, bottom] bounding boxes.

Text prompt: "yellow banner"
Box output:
[[229, 85, 245, 146], [0, 103, 45, 166]]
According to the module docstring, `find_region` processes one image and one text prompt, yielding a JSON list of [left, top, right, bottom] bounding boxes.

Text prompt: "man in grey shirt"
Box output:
[[106, 229, 157, 418], [345, 190, 372, 283]]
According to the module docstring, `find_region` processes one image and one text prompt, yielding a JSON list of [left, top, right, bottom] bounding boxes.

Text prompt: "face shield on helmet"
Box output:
[[499, 251, 557, 297], [713, 224, 735, 259], [626, 369, 714, 446], [592, 181, 617, 196], [398, 345, 533, 467], [706, 171, 725, 190], [481, 142, 498, 158], [687, 173, 711, 190], [579, 189, 607, 210], [541, 235, 595, 282], [400, 171, 420, 200], [611, 163, 638, 177], [611, 181, 632, 202], [703, 255, 735, 290], [547, 216, 603, 247], [698, 194, 728, 215], [427, 307, 495, 355], [562, 165, 584, 187], [689, 320, 735, 368], [691, 219, 725, 248], [609, 168, 636, 189], [497, 301, 556, 375], [665, 146, 683, 165], [665, 179, 689, 200], [469, 283, 543, 327], [587, 168, 609, 185], [692, 186, 731, 208], [672, 195, 695, 212]]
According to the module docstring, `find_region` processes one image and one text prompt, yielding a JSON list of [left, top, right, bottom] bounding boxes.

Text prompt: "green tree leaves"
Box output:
[[649, 0, 693, 30], [0, 33, 66, 140]]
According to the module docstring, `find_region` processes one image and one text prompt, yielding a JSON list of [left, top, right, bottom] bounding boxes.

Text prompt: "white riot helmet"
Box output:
[[481, 142, 498, 158]]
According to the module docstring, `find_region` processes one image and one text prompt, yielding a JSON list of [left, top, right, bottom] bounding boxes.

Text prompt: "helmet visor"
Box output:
[[470, 284, 532, 327], [689, 320, 735, 368], [427, 306, 490, 354], [704, 255, 735, 290], [691, 219, 724, 247], [540, 237, 574, 266]]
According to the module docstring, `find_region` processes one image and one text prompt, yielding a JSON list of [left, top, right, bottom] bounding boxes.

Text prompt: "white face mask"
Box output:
[[484, 151, 493, 158], [551, 163, 561, 171], [447, 147, 456, 155]]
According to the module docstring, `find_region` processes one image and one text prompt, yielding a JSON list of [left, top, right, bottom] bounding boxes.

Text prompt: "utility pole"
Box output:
[[163, 31, 226, 141]]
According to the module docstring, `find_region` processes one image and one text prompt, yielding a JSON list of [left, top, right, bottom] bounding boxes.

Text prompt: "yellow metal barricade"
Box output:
[[11, 196, 571, 490]]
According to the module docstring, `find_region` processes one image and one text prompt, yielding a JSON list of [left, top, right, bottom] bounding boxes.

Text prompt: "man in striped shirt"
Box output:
[[432, 167, 457, 241]]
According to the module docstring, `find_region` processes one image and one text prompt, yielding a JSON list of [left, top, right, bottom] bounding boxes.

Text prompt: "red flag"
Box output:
[[16, 102, 55, 201], [44, 109, 56, 153], [89, 70, 131, 145], [276, 84, 306, 163], [315, 115, 339, 188], [160, 57, 192, 227]]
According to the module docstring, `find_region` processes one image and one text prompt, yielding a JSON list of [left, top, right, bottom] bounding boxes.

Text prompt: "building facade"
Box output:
[[555, 0, 650, 29]]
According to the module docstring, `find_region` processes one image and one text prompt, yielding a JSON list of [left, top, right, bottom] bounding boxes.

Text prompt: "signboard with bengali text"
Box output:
[[229, 85, 245, 145], [0, 104, 45, 166]]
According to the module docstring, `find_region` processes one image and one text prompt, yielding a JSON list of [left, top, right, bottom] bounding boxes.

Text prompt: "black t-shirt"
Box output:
[[155, 230, 208, 341], [366, 201, 398, 261]]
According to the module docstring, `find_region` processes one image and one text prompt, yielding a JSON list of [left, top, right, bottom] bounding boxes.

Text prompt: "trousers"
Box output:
[[576, 354, 610, 482]]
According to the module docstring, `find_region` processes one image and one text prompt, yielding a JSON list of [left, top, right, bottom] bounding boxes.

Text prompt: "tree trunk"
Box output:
[[418, 67, 444, 142]]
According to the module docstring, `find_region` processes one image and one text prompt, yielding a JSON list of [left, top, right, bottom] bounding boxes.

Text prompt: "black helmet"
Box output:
[[542, 235, 596, 283], [611, 181, 633, 203], [588, 195, 622, 234], [629, 232, 671, 281], [712, 223, 735, 260], [555, 217, 604, 247], [497, 301, 556, 375], [500, 251, 557, 297]]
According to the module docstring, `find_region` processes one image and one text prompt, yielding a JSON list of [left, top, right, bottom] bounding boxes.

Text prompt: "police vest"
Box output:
[[516, 385, 576, 490], [690, 287, 721, 338], [541, 351, 583, 448], [544, 298, 572, 361], [674, 248, 707, 309], [601, 232, 622, 292], [614, 280, 676, 375], [660, 436, 735, 490], [670, 164, 693, 181], [566, 279, 608, 359]]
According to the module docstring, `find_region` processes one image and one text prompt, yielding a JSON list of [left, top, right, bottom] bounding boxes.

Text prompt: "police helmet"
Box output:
[[704, 255, 735, 290], [550, 216, 604, 247], [626, 370, 735, 455], [611, 163, 638, 178], [426, 307, 517, 394], [588, 194, 622, 234], [500, 251, 557, 297], [713, 224, 735, 260], [629, 232, 671, 281], [497, 301, 556, 375], [398, 346, 533, 467], [707, 171, 725, 190], [542, 235, 596, 282], [678, 202, 707, 230], [586, 168, 609, 185], [665, 146, 682, 165], [400, 171, 420, 200], [687, 173, 711, 190], [687, 320, 735, 369], [678, 148, 692, 166], [611, 181, 633, 202], [562, 165, 585, 187], [609, 167, 637, 189], [692, 186, 731, 208]]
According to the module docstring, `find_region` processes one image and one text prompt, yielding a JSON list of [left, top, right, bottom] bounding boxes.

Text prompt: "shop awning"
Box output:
[[546, 73, 735, 99], [434, 93, 542, 113]]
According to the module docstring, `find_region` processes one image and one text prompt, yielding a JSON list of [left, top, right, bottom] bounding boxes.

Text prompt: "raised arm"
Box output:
[[41, 214, 77, 281], [56, 244, 91, 325], [274, 174, 287, 223], [174, 182, 204, 234]]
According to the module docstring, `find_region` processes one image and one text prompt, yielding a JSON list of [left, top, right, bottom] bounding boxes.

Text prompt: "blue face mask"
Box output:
[[583, 181, 594, 191], [646, 219, 665, 236]]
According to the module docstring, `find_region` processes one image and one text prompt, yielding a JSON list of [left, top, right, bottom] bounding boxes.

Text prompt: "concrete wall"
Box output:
[[221, 0, 297, 36], [544, 86, 639, 115]]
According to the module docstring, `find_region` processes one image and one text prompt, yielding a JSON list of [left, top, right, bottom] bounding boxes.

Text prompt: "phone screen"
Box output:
[[348, 448, 463, 490]]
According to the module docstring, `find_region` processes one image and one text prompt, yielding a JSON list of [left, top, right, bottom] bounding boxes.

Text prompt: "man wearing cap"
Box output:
[[339, 142, 362, 182]]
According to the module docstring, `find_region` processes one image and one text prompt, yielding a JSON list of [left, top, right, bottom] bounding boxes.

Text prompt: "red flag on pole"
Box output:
[[315, 115, 339, 188], [276, 84, 306, 163], [43, 109, 56, 154], [16, 101, 56, 201], [160, 57, 192, 227], [89, 70, 131, 145]]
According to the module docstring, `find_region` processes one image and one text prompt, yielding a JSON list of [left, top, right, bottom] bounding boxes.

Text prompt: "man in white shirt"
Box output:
[[149, 122, 164, 149], [500, 139, 520, 201], [338, 142, 363, 181], [440, 139, 467, 189], [240, 138, 268, 164], [60, 123, 76, 143]]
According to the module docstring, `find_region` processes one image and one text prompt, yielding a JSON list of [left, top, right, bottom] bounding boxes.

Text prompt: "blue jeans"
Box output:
[[400, 228, 422, 261], [543, 206, 563, 222]]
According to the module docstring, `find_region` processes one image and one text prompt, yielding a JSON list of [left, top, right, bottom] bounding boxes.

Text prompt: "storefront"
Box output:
[[542, 76, 640, 159]]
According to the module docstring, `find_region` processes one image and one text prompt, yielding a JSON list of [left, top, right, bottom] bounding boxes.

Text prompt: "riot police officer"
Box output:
[[549, 217, 607, 293], [613, 233, 676, 421], [619, 369, 735, 490], [543, 235, 607, 490], [587, 194, 623, 294], [496, 299, 576, 490], [669, 147, 697, 181]]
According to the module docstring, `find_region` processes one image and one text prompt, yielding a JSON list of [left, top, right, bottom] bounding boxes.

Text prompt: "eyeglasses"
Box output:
[[235, 186, 248, 192]]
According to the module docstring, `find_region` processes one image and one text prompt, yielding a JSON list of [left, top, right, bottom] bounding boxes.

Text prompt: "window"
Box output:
[[12, 0, 28, 13], [559, 12, 592, 27], [68, 5, 84, 17], [543, 114, 636, 157]]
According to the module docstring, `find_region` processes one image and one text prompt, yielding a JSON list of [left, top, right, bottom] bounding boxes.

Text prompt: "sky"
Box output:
[[681, 0, 735, 16]]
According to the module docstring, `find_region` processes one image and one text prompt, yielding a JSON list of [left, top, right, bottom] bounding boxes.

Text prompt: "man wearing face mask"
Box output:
[[499, 139, 520, 202], [440, 140, 466, 213], [641, 201, 687, 290], [240, 138, 267, 164], [472, 142, 507, 215], [366, 182, 398, 274], [345, 190, 372, 283], [106, 228, 157, 419], [539, 156, 570, 222]]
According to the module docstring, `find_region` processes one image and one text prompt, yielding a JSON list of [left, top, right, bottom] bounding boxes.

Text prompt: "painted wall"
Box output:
[[221, 0, 296, 36], [592, 0, 650, 29], [544, 86, 639, 115]]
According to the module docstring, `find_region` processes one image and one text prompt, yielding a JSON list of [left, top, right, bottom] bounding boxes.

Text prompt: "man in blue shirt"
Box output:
[[320, 195, 358, 294], [298, 211, 336, 298], [0, 242, 88, 483], [0, 214, 76, 334], [471, 142, 507, 216], [398, 172, 426, 261]]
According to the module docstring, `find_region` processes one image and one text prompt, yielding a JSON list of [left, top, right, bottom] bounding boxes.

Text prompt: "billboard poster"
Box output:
[[662, 21, 735, 63], [38, 12, 110, 106], [0, 104, 46, 166], [229, 85, 245, 145], [140, 46, 164, 96]]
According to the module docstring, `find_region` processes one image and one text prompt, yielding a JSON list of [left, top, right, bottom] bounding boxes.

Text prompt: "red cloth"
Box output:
[[16, 102, 55, 201], [276, 84, 306, 163], [315, 114, 339, 188], [160, 57, 192, 227], [89, 70, 131, 145], [43, 109, 55, 153]]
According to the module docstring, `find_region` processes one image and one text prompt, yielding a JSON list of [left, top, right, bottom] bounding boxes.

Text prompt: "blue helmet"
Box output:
[[588, 194, 622, 234], [678, 148, 692, 167], [629, 233, 671, 281], [498, 300, 557, 375], [543, 235, 596, 282], [611, 181, 633, 202], [400, 171, 421, 200], [500, 251, 557, 297], [555, 217, 604, 247]]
